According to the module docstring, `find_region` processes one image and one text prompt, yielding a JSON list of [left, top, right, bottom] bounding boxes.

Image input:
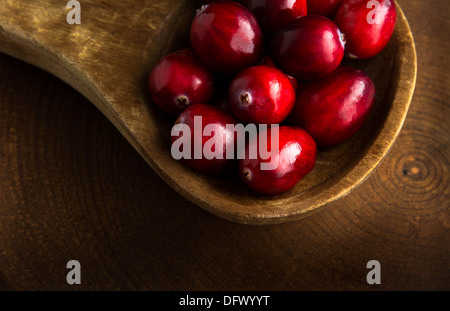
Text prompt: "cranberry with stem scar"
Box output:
[[228, 65, 296, 125], [148, 49, 214, 117], [239, 126, 317, 195]]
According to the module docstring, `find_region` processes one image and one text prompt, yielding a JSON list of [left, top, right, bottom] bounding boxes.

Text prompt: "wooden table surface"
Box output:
[[0, 0, 448, 291]]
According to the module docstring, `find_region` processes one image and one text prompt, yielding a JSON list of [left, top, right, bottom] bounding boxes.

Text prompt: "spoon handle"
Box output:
[[0, 0, 197, 171]]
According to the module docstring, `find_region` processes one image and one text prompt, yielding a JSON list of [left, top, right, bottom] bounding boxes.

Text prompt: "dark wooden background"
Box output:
[[0, 0, 448, 290]]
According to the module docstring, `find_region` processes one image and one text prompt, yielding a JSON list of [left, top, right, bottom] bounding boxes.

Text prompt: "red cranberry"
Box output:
[[243, 0, 307, 35], [261, 56, 298, 90], [171, 103, 237, 174], [228, 65, 296, 124], [307, 0, 344, 19], [290, 67, 376, 146], [148, 49, 214, 116], [190, 1, 264, 75], [270, 15, 346, 81], [335, 0, 397, 59], [239, 126, 317, 195]]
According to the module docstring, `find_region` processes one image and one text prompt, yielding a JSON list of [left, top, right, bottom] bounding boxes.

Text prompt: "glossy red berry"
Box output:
[[190, 1, 264, 75], [270, 15, 346, 81], [307, 0, 344, 19], [243, 0, 307, 35], [335, 0, 397, 59], [290, 67, 376, 146], [148, 49, 214, 116], [239, 126, 317, 195], [171, 103, 237, 174], [228, 65, 296, 124]]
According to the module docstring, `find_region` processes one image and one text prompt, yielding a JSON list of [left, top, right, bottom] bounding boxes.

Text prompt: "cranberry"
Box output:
[[171, 103, 237, 174], [243, 0, 307, 35], [335, 0, 397, 59], [307, 0, 344, 19], [190, 1, 264, 75], [270, 15, 346, 81], [290, 67, 376, 146], [261, 56, 298, 90], [148, 49, 214, 116], [228, 65, 296, 124], [239, 126, 317, 195]]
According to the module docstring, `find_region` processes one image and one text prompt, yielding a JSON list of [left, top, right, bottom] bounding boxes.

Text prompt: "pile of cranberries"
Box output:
[[148, 0, 397, 196]]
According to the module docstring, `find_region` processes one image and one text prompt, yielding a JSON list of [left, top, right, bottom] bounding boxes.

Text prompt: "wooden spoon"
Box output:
[[0, 0, 416, 224]]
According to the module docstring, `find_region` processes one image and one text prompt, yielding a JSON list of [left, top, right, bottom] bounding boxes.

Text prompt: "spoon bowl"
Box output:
[[0, 0, 416, 224]]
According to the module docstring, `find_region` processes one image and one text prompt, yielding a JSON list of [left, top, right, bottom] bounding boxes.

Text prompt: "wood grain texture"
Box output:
[[0, 0, 448, 290], [0, 0, 417, 224]]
